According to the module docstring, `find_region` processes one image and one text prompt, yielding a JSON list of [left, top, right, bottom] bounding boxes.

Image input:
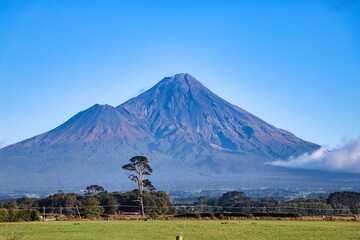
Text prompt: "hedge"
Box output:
[[0, 208, 40, 222]]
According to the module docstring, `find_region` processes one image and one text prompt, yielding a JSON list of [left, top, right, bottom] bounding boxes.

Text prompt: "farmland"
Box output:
[[0, 220, 359, 240]]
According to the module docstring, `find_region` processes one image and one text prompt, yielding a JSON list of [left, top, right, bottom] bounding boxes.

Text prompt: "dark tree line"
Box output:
[[192, 191, 360, 216], [0, 185, 175, 221], [1, 190, 360, 221]]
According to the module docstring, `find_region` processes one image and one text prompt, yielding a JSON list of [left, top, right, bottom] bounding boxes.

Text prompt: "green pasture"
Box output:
[[0, 220, 359, 240]]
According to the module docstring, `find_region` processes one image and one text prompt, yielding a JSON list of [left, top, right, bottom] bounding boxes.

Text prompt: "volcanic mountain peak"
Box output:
[[0, 73, 326, 193], [5, 73, 319, 159], [118, 74, 319, 158]]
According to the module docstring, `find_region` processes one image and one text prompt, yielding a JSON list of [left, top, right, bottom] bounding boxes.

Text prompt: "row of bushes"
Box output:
[[0, 208, 40, 222], [174, 212, 300, 219]]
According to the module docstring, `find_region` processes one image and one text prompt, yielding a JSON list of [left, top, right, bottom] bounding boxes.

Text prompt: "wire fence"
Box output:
[[8, 204, 360, 213]]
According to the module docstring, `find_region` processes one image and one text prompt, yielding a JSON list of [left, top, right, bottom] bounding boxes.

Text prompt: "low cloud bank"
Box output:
[[270, 136, 360, 173]]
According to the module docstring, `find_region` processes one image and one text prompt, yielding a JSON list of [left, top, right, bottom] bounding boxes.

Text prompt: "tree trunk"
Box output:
[[140, 195, 145, 217]]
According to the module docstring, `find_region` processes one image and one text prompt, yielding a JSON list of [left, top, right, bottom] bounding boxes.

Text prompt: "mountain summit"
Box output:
[[2, 73, 348, 193]]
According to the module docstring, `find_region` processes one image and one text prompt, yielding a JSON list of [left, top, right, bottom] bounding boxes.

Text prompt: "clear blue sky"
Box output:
[[1, 0, 359, 148]]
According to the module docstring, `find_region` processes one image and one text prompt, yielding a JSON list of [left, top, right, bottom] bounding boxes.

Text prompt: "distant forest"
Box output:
[[0, 185, 359, 222]]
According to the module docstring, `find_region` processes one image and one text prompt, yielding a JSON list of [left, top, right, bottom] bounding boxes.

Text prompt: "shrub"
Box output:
[[81, 198, 104, 218], [0, 208, 9, 222], [29, 209, 41, 221], [8, 209, 20, 222]]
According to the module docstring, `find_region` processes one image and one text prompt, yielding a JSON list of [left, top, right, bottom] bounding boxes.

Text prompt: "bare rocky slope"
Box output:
[[2, 73, 357, 193]]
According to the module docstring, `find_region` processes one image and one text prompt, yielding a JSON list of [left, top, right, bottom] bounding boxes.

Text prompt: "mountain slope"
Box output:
[[1, 73, 348, 194], [4, 104, 151, 148]]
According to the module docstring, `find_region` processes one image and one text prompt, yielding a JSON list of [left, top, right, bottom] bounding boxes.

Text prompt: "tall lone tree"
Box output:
[[122, 156, 156, 217]]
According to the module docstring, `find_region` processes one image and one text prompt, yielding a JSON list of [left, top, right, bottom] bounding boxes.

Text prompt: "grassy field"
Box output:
[[0, 220, 359, 240]]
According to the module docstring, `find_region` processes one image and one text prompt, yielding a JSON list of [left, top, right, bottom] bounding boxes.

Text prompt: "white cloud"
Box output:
[[269, 136, 360, 173], [132, 87, 148, 97]]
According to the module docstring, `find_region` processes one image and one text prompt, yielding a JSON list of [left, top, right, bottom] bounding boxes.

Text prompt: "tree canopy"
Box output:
[[122, 156, 155, 193]]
